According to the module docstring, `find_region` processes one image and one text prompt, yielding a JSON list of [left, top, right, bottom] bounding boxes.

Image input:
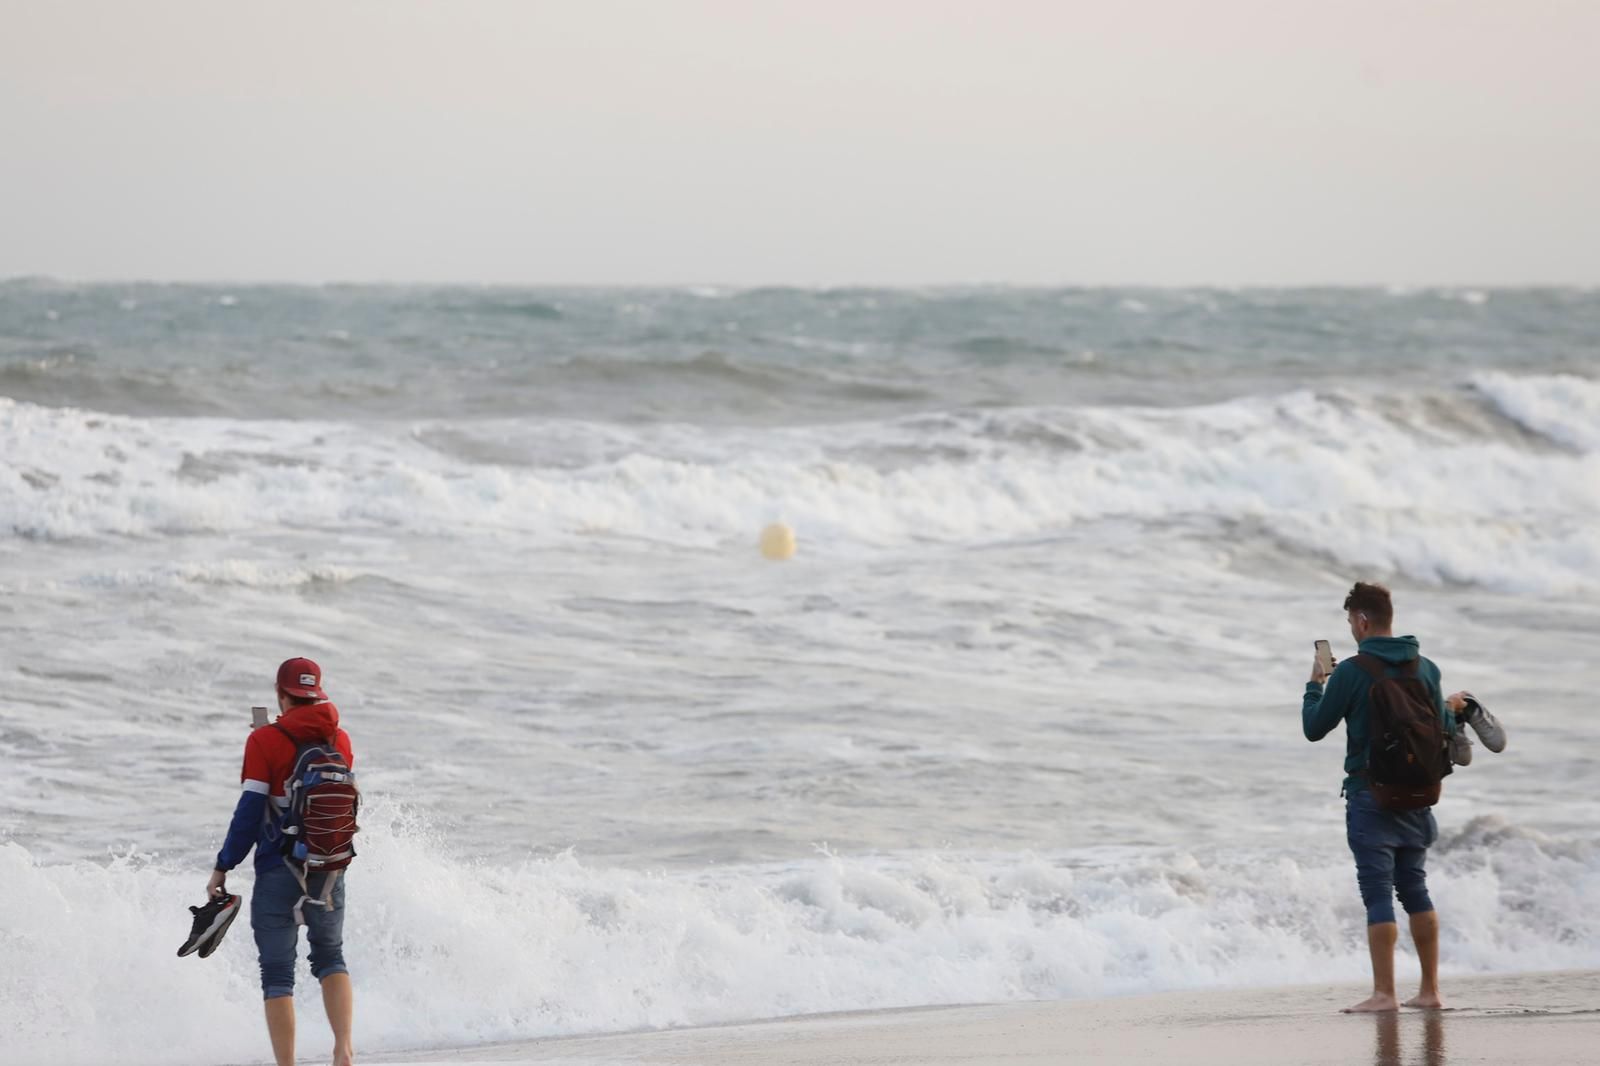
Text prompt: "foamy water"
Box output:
[[2, 284, 1598, 1064], [7, 812, 1599, 1065]]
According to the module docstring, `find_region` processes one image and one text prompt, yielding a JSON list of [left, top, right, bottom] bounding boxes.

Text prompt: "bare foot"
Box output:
[[332, 1051, 353, 1066], [1403, 992, 1445, 1009], [1342, 993, 1400, 1013]]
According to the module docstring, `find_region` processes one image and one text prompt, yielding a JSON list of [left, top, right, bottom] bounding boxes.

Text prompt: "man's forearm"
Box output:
[[1303, 669, 1351, 741]]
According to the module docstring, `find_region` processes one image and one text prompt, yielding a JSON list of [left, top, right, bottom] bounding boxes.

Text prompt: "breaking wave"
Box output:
[[2, 375, 1596, 595], [3, 806, 1596, 1065]]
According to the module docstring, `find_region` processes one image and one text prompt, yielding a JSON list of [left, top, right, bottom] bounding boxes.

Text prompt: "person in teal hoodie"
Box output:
[[1303, 582, 1457, 1014]]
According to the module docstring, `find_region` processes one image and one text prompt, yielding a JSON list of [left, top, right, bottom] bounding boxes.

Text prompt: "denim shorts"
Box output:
[[251, 861, 348, 999], [1345, 787, 1437, 926]]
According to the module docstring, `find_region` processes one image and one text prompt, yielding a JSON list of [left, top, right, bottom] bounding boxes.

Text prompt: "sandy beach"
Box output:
[[363, 970, 1600, 1066]]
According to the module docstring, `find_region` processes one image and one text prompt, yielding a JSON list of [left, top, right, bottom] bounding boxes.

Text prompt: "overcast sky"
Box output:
[[2, 1, 1597, 286]]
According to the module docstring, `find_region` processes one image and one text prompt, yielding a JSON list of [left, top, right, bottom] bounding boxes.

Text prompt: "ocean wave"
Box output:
[[952, 335, 1074, 359], [3, 806, 1596, 1065], [480, 349, 935, 423], [531, 350, 832, 391], [75, 561, 366, 590], [0, 348, 934, 420], [435, 295, 564, 320], [7, 283, 1597, 421], [3, 378, 1596, 594], [1471, 370, 1600, 452], [0, 356, 224, 417]]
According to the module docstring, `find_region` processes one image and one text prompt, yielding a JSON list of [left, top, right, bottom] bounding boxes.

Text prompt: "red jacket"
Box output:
[[216, 701, 354, 873]]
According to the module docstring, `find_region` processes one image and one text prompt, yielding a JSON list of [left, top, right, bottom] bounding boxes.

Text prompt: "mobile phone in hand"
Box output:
[[251, 705, 269, 728], [1314, 640, 1334, 675]]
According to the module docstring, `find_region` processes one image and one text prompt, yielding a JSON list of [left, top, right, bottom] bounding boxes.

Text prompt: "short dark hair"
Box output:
[[1343, 582, 1393, 626]]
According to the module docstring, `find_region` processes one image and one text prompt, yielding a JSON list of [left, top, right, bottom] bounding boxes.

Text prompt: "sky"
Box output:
[[2, 0, 1597, 286]]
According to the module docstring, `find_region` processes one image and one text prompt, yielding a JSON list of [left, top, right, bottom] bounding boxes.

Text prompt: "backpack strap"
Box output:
[[288, 866, 341, 926]]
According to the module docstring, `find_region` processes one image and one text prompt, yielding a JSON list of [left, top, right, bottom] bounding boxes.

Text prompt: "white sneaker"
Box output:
[[1459, 694, 1506, 753]]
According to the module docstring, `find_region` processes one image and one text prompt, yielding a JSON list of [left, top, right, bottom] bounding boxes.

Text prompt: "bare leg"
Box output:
[[1402, 911, 1444, 1008], [265, 996, 296, 1066], [321, 973, 355, 1066], [1343, 921, 1400, 1013]]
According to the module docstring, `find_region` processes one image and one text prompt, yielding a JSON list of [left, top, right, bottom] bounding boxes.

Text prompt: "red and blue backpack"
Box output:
[[272, 725, 360, 923]]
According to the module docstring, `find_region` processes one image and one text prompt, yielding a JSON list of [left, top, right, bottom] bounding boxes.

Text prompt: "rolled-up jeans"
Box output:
[[1345, 787, 1436, 926], [251, 862, 348, 999]]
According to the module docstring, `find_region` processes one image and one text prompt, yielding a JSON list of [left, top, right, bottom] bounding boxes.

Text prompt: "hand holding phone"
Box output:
[[251, 705, 269, 729], [1311, 640, 1335, 684]]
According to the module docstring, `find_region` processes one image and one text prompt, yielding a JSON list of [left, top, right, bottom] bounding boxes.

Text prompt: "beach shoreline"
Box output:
[[363, 969, 1600, 1065]]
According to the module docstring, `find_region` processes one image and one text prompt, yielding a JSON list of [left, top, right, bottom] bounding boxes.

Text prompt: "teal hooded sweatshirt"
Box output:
[[1302, 634, 1456, 795]]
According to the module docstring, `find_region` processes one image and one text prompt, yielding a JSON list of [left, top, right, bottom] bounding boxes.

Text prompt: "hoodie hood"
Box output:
[[275, 701, 341, 742], [1357, 635, 1421, 664]]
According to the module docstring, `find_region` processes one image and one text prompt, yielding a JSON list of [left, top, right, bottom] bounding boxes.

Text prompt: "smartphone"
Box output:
[[251, 705, 269, 728], [1314, 640, 1334, 675]]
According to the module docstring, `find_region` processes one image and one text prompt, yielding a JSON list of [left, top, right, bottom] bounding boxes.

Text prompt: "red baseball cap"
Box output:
[[276, 657, 326, 700]]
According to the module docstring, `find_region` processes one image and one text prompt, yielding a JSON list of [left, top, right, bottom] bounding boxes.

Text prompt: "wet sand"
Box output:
[[368, 969, 1599, 1065]]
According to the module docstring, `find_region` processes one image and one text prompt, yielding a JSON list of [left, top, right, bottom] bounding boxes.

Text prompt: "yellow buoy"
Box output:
[[759, 522, 797, 561]]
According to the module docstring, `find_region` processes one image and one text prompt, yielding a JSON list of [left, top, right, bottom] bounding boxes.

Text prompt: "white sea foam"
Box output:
[[3, 807, 1596, 1066], [71, 560, 364, 590], [2, 378, 1596, 595]]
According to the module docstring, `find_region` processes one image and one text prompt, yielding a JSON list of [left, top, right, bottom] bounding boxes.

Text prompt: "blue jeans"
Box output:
[[251, 862, 348, 999], [1345, 788, 1436, 926]]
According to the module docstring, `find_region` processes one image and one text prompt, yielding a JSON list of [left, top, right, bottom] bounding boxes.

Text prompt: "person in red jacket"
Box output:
[[209, 658, 355, 1066]]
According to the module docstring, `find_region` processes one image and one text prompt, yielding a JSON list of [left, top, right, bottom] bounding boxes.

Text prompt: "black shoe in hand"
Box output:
[[178, 892, 241, 958]]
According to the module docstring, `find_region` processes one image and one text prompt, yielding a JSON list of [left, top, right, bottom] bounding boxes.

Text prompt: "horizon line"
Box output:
[[5, 274, 1598, 292]]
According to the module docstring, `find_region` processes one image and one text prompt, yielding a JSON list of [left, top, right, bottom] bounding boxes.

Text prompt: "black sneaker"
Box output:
[[178, 892, 241, 958]]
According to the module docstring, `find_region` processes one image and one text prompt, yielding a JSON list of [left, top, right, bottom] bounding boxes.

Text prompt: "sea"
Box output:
[[2, 281, 1597, 1065]]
